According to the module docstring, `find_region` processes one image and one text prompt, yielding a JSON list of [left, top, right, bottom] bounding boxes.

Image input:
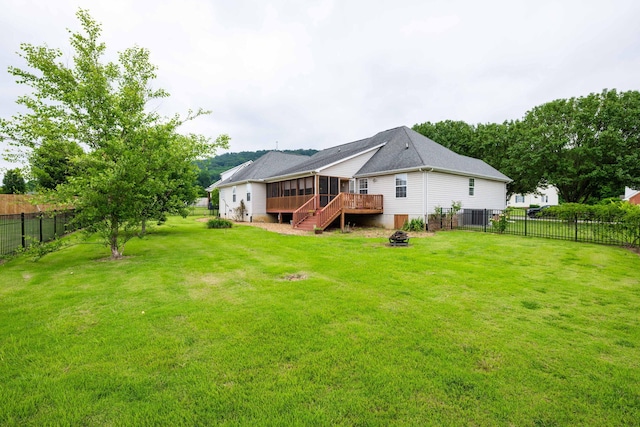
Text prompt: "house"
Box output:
[[205, 160, 253, 209], [623, 187, 640, 205], [212, 126, 511, 230], [508, 186, 559, 208]]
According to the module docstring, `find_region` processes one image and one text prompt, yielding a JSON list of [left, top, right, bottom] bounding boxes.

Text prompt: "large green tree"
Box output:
[[522, 89, 640, 203], [30, 139, 84, 189], [0, 9, 229, 258], [2, 168, 26, 194], [412, 120, 541, 197]]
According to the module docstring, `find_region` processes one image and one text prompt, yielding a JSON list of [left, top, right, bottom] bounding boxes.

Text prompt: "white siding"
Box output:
[[220, 182, 273, 222], [507, 187, 559, 207], [219, 183, 250, 220], [427, 172, 506, 213], [251, 183, 267, 216], [366, 171, 425, 228], [218, 186, 234, 219], [321, 150, 379, 178]]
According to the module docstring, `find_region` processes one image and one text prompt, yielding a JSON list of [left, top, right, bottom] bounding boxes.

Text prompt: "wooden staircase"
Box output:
[[292, 193, 383, 232], [295, 210, 321, 231]]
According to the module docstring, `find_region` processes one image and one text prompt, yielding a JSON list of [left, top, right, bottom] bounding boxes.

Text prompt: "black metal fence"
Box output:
[[0, 211, 76, 256], [431, 208, 640, 248]]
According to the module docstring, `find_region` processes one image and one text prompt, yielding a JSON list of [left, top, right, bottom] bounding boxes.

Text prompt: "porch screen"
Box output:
[[319, 176, 339, 207]]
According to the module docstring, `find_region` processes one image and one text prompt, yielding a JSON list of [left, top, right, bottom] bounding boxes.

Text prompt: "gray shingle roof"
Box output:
[[216, 151, 309, 186], [271, 135, 386, 178], [217, 126, 510, 186], [354, 126, 511, 181]]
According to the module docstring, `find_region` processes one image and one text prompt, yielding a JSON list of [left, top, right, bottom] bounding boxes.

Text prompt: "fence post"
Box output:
[[524, 212, 527, 236], [39, 213, 43, 243], [574, 214, 578, 242], [483, 209, 487, 233], [21, 212, 26, 248], [53, 211, 57, 236]]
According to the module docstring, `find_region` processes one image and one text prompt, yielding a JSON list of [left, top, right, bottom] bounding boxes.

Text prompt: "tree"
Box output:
[[412, 120, 543, 198], [412, 120, 477, 157], [30, 139, 83, 189], [521, 89, 640, 203], [0, 9, 229, 258], [2, 168, 26, 194]]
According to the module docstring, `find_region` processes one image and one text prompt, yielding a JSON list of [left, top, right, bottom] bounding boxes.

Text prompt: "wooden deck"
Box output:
[[291, 194, 383, 231], [266, 195, 314, 213]]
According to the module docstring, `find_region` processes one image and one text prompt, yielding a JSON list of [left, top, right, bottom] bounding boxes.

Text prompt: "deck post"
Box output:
[[340, 210, 345, 232]]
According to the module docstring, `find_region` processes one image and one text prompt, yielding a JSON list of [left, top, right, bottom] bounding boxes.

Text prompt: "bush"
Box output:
[[402, 217, 425, 232], [490, 210, 510, 233], [549, 201, 640, 247], [206, 218, 233, 229]]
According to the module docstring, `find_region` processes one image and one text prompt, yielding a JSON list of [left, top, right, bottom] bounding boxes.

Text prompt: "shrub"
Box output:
[[549, 201, 640, 247], [402, 217, 425, 232], [490, 211, 510, 233], [206, 218, 233, 229]]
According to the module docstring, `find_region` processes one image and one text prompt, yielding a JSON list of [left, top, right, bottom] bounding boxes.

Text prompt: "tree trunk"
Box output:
[[109, 217, 123, 259], [110, 244, 122, 259]]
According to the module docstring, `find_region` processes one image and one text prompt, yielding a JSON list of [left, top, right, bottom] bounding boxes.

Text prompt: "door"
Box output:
[[394, 214, 408, 230]]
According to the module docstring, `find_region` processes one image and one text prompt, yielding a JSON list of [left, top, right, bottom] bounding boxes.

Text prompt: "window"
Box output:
[[468, 178, 475, 196], [395, 174, 407, 198], [246, 192, 251, 202], [541, 195, 548, 203], [515, 194, 525, 203], [358, 178, 368, 194], [305, 177, 313, 195], [232, 186, 236, 202], [349, 179, 355, 193]]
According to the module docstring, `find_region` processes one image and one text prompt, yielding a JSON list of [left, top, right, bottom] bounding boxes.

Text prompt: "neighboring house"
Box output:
[[508, 187, 559, 208], [623, 187, 640, 205], [212, 126, 511, 230]]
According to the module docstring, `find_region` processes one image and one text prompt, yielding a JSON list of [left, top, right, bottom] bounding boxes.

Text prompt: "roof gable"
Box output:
[[216, 151, 309, 186], [270, 135, 387, 178], [355, 127, 510, 182]]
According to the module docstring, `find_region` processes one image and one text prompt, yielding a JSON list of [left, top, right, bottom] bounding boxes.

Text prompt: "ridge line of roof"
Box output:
[[402, 127, 428, 166]]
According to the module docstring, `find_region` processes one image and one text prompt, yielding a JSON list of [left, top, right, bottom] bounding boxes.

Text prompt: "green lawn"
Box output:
[[1, 217, 639, 426]]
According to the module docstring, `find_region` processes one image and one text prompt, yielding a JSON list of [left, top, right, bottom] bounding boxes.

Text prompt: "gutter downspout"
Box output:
[[419, 168, 434, 231], [222, 199, 229, 218]]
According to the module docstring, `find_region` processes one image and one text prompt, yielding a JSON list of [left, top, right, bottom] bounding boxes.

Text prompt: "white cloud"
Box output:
[[2, 0, 640, 179]]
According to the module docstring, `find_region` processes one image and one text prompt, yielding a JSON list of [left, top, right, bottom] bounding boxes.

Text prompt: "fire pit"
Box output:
[[389, 230, 410, 246]]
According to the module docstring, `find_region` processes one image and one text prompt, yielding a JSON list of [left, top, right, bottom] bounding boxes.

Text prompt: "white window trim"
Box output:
[[395, 174, 407, 198], [358, 178, 368, 194]]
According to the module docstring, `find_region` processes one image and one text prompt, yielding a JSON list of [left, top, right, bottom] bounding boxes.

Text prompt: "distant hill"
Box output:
[[195, 149, 318, 189]]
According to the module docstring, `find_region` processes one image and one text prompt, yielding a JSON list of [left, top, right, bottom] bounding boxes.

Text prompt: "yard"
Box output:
[[0, 216, 639, 425]]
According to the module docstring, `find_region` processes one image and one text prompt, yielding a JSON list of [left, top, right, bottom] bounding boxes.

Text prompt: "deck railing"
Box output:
[[316, 194, 343, 229], [342, 193, 383, 210], [267, 195, 314, 212]]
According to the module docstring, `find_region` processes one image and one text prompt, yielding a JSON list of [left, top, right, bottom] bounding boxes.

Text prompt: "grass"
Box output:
[[1, 216, 639, 425]]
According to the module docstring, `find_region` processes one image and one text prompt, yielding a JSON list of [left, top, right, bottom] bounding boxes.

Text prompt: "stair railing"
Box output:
[[293, 195, 318, 227]]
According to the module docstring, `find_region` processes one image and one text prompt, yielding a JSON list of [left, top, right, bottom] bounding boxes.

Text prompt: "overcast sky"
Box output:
[[1, 0, 639, 179]]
